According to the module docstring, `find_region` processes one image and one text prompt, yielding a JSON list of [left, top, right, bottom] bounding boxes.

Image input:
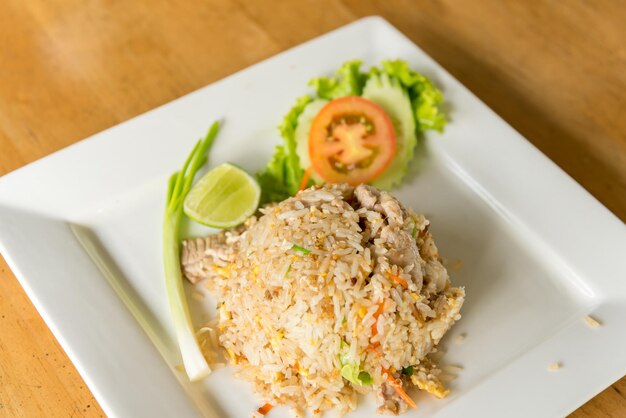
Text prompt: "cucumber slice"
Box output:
[[295, 99, 328, 184], [362, 73, 417, 189]]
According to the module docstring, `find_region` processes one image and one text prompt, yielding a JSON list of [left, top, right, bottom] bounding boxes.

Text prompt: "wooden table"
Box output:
[[1, 1, 624, 416]]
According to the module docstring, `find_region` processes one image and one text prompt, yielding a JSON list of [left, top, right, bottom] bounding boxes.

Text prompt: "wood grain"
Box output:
[[0, 0, 624, 416]]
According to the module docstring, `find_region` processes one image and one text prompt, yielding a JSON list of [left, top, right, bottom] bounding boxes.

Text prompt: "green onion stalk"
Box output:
[[163, 122, 219, 381]]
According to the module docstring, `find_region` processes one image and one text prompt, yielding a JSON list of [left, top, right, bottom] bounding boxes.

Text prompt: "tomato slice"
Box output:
[[308, 96, 395, 185]]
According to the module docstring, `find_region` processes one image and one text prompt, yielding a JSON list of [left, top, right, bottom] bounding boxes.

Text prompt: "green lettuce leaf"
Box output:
[[256, 145, 292, 204], [339, 341, 372, 386], [375, 60, 447, 132], [309, 60, 368, 100], [257, 96, 312, 204], [278, 95, 313, 150]]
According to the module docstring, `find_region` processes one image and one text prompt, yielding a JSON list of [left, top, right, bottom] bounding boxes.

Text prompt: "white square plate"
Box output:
[[1, 17, 625, 418]]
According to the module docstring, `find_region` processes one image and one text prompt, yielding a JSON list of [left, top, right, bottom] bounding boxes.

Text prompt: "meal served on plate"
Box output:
[[182, 183, 464, 416], [161, 59, 465, 416]]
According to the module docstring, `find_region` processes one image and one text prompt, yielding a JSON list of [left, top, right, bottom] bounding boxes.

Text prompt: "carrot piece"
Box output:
[[388, 272, 408, 289], [365, 303, 385, 354], [381, 367, 417, 409], [257, 403, 273, 415], [362, 342, 382, 356], [371, 302, 385, 337], [298, 167, 313, 191]]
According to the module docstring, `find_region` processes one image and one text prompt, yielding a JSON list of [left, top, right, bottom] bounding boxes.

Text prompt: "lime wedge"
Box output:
[[183, 163, 260, 228]]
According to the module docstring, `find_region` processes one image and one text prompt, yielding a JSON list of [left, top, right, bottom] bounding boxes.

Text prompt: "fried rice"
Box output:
[[181, 183, 465, 416]]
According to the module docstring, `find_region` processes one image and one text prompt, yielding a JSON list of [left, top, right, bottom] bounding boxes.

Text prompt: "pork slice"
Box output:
[[376, 381, 410, 415], [181, 224, 246, 283], [379, 192, 404, 226], [354, 184, 380, 210], [380, 225, 424, 288]]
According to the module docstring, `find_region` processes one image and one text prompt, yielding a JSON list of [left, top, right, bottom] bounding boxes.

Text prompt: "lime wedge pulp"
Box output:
[[183, 163, 260, 228]]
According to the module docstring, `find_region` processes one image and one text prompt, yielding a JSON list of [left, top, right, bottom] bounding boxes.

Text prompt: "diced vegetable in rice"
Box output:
[[181, 184, 465, 415]]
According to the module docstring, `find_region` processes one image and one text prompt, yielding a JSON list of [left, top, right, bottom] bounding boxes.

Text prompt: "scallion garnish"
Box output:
[[291, 244, 311, 254], [162, 122, 219, 381]]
